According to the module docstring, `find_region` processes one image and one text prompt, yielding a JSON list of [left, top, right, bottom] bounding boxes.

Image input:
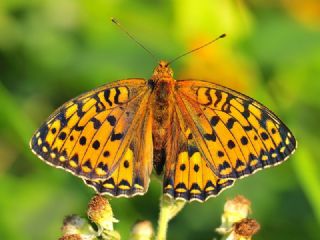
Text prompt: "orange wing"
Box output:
[[30, 79, 153, 196], [162, 79, 296, 202], [163, 107, 234, 202], [175, 80, 296, 179], [84, 105, 153, 197]]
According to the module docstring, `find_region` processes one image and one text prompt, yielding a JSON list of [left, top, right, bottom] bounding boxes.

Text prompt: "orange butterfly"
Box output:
[[30, 58, 296, 202]]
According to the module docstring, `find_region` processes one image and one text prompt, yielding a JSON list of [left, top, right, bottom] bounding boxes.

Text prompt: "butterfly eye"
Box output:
[[159, 60, 168, 68]]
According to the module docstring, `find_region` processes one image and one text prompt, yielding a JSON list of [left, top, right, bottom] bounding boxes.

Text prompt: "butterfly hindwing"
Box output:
[[175, 80, 296, 180], [30, 79, 152, 182], [163, 107, 234, 202], [84, 105, 153, 197]]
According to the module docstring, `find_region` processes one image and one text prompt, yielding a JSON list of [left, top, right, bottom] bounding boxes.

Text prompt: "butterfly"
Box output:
[[30, 60, 296, 202]]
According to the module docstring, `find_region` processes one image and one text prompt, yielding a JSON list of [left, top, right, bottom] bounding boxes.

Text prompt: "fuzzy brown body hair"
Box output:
[[149, 67, 176, 175]]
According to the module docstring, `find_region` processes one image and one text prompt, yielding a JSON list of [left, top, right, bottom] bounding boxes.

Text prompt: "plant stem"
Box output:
[[155, 197, 186, 240]]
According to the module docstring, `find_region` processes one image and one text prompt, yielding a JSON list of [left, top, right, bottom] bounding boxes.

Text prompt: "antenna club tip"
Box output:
[[220, 33, 227, 38], [111, 17, 117, 23]]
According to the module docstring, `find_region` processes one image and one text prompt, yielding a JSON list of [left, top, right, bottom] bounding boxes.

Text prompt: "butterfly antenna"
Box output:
[[167, 33, 226, 66], [111, 18, 158, 61]]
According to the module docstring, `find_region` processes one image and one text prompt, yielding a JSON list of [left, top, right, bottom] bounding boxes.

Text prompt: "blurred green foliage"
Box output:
[[0, 0, 320, 239]]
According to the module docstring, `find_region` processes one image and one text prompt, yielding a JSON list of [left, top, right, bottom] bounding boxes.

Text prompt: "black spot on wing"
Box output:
[[56, 111, 67, 128], [219, 161, 231, 172], [244, 125, 253, 131], [71, 153, 79, 164], [123, 160, 129, 168], [217, 150, 224, 157], [97, 162, 109, 172], [91, 117, 102, 129], [76, 101, 85, 117], [227, 140, 236, 149], [95, 101, 106, 113], [204, 131, 216, 141], [260, 111, 269, 129], [107, 115, 116, 126], [222, 94, 234, 113], [103, 150, 110, 157], [111, 132, 123, 141], [175, 182, 187, 190], [83, 160, 92, 169], [58, 132, 67, 140], [226, 118, 236, 129], [74, 125, 85, 131], [79, 136, 86, 145], [193, 164, 200, 172], [240, 136, 248, 145], [261, 132, 269, 140], [190, 183, 201, 191], [204, 180, 214, 190], [214, 90, 222, 107], [235, 159, 245, 168], [104, 89, 113, 106], [241, 100, 251, 118], [188, 145, 198, 157], [114, 87, 121, 104], [204, 88, 213, 106], [210, 116, 219, 126], [180, 164, 186, 171], [92, 140, 100, 150], [118, 179, 131, 187]]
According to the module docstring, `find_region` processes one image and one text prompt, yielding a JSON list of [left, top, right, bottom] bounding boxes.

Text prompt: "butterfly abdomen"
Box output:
[[150, 77, 175, 174]]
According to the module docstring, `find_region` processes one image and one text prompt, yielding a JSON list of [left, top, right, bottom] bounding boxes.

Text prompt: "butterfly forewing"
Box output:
[[30, 79, 152, 183], [175, 80, 296, 180]]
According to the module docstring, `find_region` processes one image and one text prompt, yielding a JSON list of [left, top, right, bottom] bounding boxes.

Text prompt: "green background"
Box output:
[[1, 0, 320, 239]]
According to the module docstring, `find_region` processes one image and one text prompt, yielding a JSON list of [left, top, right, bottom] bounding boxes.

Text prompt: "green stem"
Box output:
[[156, 205, 169, 240], [156, 197, 186, 240]]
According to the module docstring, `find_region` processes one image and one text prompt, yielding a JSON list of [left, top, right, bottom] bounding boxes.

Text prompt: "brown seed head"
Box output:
[[87, 195, 118, 230], [234, 218, 260, 238], [59, 234, 82, 240]]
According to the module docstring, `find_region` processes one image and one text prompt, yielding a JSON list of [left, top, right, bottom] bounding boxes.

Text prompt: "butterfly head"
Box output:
[[152, 60, 174, 80]]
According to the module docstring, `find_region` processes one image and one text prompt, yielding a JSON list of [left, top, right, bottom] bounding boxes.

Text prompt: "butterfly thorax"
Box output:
[[151, 60, 174, 81], [150, 61, 175, 174]]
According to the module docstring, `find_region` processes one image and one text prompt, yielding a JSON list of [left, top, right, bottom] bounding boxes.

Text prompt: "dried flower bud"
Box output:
[[87, 195, 118, 231], [59, 234, 82, 240], [224, 195, 251, 220], [234, 218, 260, 238], [129, 220, 154, 240], [216, 195, 252, 235], [61, 215, 96, 240]]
